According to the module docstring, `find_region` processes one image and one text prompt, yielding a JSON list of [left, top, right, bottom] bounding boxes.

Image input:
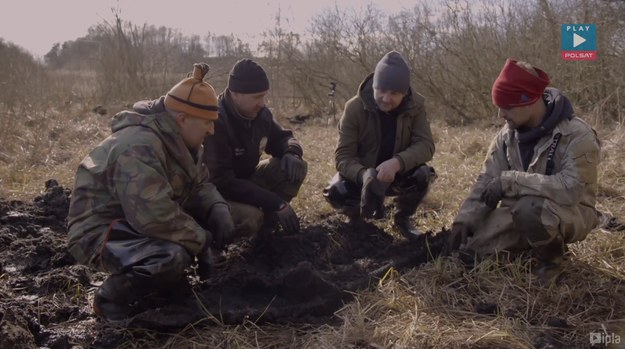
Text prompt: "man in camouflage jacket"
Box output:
[[446, 59, 601, 284], [67, 64, 233, 323]]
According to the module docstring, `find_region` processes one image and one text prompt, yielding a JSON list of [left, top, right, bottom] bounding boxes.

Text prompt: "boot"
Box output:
[[93, 274, 149, 323], [392, 176, 430, 241], [393, 214, 424, 240], [341, 205, 361, 226], [531, 237, 565, 285]]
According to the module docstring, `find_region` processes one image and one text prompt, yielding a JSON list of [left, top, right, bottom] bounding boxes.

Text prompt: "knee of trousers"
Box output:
[[510, 196, 559, 246], [282, 160, 309, 200], [131, 241, 192, 284], [322, 173, 360, 210], [240, 208, 264, 236], [293, 159, 309, 187], [229, 201, 265, 237]]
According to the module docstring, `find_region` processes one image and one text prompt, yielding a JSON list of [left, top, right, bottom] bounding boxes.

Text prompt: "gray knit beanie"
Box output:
[[372, 51, 410, 94]]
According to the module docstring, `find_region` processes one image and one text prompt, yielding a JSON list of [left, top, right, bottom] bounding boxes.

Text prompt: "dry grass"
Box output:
[[3, 106, 625, 348], [0, 104, 111, 199]]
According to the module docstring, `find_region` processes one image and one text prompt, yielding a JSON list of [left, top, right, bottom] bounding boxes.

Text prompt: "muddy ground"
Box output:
[[0, 181, 447, 348]]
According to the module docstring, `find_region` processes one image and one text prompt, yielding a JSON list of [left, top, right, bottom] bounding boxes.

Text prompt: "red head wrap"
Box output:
[[491, 59, 550, 109]]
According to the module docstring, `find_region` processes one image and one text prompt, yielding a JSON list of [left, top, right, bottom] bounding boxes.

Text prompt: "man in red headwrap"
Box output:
[[445, 59, 601, 284]]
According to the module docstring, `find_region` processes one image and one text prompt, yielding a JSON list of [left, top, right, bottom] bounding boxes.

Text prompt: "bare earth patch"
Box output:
[[0, 180, 447, 348]]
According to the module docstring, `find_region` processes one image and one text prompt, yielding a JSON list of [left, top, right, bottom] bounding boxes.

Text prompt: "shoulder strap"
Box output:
[[545, 133, 562, 175]]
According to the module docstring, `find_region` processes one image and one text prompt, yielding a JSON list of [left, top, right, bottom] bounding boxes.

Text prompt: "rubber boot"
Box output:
[[393, 214, 424, 240], [532, 236, 565, 285], [392, 192, 426, 241], [93, 273, 151, 323], [341, 205, 361, 226]]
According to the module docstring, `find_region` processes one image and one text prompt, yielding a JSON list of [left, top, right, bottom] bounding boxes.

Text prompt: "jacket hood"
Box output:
[[133, 96, 167, 115], [111, 110, 182, 146], [111, 110, 150, 133], [515, 87, 574, 143], [111, 109, 201, 173], [544, 87, 574, 121]]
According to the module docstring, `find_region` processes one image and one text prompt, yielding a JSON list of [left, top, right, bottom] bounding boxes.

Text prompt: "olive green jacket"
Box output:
[[335, 73, 435, 184]]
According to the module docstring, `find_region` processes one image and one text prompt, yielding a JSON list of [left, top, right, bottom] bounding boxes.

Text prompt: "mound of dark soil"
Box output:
[[0, 181, 447, 348]]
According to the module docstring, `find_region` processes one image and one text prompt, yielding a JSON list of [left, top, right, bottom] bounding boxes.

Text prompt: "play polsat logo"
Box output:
[[561, 24, 597, 60]]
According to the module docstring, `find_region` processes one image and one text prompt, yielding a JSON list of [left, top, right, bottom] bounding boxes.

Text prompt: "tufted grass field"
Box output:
[[1, 104, 625, 348]]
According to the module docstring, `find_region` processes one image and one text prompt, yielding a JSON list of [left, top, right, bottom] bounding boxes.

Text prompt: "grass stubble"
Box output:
[[2, 107, 625, 348]]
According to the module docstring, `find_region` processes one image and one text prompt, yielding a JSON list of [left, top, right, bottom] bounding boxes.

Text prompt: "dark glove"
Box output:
[[443, 223, 472, 255], [360, 168, 389, 219], [197, 245, 212, 281], [480, 176, 503, 209], [281, 153, 307, 184], [276, 201, 300, 234], [207, 203, 235, 249]]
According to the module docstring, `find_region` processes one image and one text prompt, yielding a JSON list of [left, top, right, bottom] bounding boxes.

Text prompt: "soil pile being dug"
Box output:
[[0, 181, 447, 348]]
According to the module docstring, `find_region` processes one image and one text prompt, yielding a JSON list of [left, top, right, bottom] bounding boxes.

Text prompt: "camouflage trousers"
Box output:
[[229, 157, 307, 237], [465, 196, 598, 262]]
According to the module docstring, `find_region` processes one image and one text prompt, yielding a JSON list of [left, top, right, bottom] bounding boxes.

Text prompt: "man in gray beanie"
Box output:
[[203, 58, 307, 241], [323, 51, 436, 240]]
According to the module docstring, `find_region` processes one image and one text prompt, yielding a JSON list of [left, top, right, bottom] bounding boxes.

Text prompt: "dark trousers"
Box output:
[[95, 220, 193, 304], [323, 164, 435, 219]]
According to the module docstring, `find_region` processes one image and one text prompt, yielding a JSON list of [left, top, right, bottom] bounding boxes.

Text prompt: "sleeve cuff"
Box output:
[[500, 170, 518, 197]]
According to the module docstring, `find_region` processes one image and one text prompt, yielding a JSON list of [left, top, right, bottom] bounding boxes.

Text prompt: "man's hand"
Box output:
[[480, 176, 503, 209], [276, 201, 300, 234], [444, 223, 472, 255], [360, 168, 389, 219], [281, 153, 307, 183], [376, 158, 401, 183], [207, 203, 234, 249]]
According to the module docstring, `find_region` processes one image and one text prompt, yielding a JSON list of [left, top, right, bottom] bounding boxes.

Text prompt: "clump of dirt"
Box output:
[[0, 181, 448, 348]]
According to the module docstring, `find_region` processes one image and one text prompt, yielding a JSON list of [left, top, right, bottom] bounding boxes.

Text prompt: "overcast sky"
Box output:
[[0, 0, 417, 58]]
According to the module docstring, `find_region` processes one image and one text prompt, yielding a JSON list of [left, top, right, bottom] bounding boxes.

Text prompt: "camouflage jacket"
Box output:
[[67, 111, 225, 264], [454, 88, 600, 239], [336, 73, 435, 185]]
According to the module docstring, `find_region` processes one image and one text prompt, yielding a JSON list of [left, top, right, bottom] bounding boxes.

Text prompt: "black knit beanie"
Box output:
[[228, 59, 270, 93], [372, 51, 410, 94]]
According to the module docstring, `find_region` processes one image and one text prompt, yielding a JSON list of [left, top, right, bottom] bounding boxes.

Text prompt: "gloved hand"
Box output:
[[360, 168, 389, 219], [281, 153, 307, 183], [443, 223, 473, 255], [207, 203, 234, 249], [480, 176, 503, 209], [276, 201, 300, 234]]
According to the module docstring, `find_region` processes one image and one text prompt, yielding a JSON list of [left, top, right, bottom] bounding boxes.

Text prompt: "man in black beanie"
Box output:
[[203, 58, 307, 240], [323, 51, 436, 239]]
